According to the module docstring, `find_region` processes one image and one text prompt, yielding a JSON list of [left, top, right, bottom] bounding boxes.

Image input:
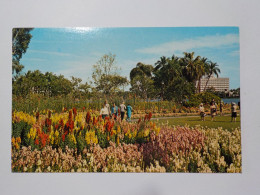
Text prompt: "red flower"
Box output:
[[104, 120, 114, 135], [55, 124, 59, 130], [37, 131, 49, 148], [92, 116, 97, 125], [45, 118, 52, 130], [69, 110, 73, 120], [48, 110, 51, 118], [65, 119, 74, 133], [35, 139, 39, 145], [62, 134, 65, 142], [144, 114, 148, 121], [148, 112, 152, 121], [86, 111, 91, 124], [72, 107, 77, 118], [138, 118, 141, 124], [59, 119, 64, 128]]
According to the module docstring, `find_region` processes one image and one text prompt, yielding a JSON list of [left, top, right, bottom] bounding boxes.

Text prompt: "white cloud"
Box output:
[[24, 58, 46, 61], [63, 27, 98, 34], [29, 49, 79, 57], [135, 33, 239, 56], [56, 58, 96, 83]]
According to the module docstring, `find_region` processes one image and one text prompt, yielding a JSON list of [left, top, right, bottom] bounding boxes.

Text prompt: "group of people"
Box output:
[[199, 99, 238, 122], [100, 100, 133, 121]]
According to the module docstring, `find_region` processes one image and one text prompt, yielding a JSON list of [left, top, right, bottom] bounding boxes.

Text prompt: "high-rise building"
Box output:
[[197, 76, 229, 92]]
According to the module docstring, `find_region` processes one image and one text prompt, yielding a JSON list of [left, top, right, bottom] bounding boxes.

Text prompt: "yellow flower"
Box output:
[[11, 137, 15, 145], [85, 131, 98, 145], [16, 137, 21, 143], [117, 136, 120, 145], [117, 126, 121, 133], [145, 129, 149, 137]]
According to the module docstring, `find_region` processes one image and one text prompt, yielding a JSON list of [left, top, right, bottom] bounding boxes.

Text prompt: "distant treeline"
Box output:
[[13, 52, 224, 104]]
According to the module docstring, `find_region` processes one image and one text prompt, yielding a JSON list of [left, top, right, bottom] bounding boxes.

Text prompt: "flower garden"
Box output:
[[11, 108, 241, 173]]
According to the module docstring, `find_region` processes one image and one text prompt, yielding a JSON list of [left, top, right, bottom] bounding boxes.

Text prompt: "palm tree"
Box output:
[[197, 57, 208, 93], [180, 52, 205, 92], [153, 55, 182, 100], [154, 56, 168, 71], [203, 61, 221, 91]]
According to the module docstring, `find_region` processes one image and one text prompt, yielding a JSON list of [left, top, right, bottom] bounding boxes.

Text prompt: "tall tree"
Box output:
[[92, 53, 128, 96], [197, 57, 209, 93], [180, 52, 204, 82], [130, 62, 154, 99], [153, 56, 169, 100], [203, 61, 221, 91], [12, 28, 33, 75]]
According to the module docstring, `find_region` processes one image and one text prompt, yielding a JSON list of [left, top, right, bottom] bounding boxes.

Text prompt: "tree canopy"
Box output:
[[12, 28, 33, 75], [92, 53, 128, 96]]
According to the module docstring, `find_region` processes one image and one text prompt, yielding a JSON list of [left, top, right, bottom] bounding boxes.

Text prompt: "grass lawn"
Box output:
[[155, 115, 241, 131]]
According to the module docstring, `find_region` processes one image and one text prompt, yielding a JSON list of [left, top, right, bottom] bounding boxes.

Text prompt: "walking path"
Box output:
[[132, 113, 233, 121]]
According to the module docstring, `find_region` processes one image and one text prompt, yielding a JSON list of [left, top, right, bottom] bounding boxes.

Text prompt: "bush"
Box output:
[[187, 92, 221, 107]]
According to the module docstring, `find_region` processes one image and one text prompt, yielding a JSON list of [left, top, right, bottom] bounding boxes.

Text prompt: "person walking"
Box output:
[[126, 103, 133, 122], [199, 103, 205, 121], [120, 101, 126, 121], [111, 103, 118, 119], [100, 103, 109, 119], [104, 100, 111, 116], [210, 102, 217, 121], [231, 102, 237, 122], [220, 102, 223, 116]]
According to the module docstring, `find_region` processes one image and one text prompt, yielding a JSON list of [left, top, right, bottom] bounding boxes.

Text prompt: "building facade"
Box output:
[[197, 76, 229, 92]]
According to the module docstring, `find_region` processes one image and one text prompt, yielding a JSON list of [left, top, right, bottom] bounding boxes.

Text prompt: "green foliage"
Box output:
[[12, 121, 31, 138], [187, 92, 221, 107], [188, 160, 199, 172], [203, 61, 221, 92], [12, 28, 33, 75], [156, 115, 241, 132], [76, 135, 86, 154], [60, 134, 76, 150], [96, 130, 109, 148], [12, 121, 31, 146], [92, 53, 128, 96], [152, 55, 196, 101], [130, 62, 155, 99], [180, 52, 206, 84], [12, 70, 75, 97]]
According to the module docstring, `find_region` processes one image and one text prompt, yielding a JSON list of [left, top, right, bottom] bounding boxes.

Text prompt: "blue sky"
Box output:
[[20, 27, 240, 89]]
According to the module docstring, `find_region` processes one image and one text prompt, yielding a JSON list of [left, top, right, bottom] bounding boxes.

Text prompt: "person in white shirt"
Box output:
[[100, 103, 109, 119], [104, 100, 110, 116], [199, 103, 205, 121], [120, 101, 126, 121], [231, 102, 237, 122]]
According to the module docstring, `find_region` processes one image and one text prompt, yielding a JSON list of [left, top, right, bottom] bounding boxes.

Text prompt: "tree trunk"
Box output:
[[203, 74, 212, 92]]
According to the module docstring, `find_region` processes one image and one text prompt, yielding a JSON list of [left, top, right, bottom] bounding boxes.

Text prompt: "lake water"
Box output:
[[222, 98, 240, 104]]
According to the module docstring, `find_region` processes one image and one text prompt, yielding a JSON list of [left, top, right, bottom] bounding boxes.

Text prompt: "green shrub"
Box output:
[[187, 92, 221, 107]]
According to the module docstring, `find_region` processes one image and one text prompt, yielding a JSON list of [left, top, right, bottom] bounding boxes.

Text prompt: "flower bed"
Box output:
[[11, 109, 241, 173]]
